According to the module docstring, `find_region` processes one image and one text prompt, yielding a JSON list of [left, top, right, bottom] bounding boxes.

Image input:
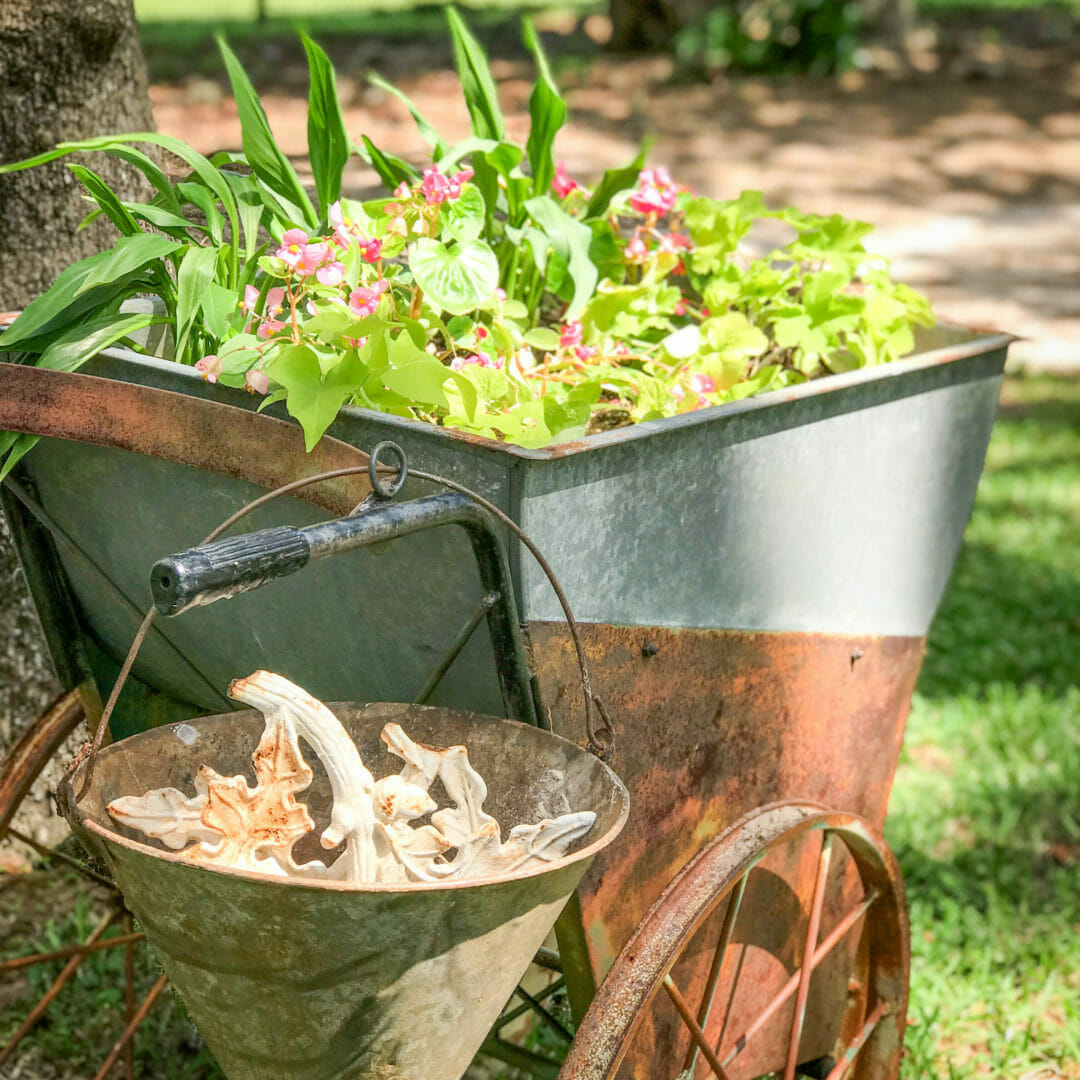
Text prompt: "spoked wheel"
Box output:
[[0, 688, 167, 1079], [559, 802, 909, 1080]]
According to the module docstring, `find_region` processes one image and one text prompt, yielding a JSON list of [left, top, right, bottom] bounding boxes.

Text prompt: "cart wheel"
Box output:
[[0, 689, 164, 1079], [559, 802, 909, 1080]]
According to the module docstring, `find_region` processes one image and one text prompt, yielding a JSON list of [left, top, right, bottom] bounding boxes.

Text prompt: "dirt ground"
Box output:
[[145, 10, 1080, 371]]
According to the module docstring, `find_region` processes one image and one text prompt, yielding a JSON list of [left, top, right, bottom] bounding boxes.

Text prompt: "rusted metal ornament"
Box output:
[[64, 702, 629, 1080]]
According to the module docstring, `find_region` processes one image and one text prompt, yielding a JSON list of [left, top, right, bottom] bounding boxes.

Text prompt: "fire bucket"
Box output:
[[64, 700, 629, 1080]]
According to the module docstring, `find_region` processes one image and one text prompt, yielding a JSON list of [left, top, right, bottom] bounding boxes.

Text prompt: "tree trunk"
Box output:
[[0, 0, 155, 308], [0, 0, 154, 848], [610, 0, 719, 52]]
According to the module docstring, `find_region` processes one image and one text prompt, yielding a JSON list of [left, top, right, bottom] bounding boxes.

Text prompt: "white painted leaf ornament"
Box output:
[[106, 671, 596, 885]]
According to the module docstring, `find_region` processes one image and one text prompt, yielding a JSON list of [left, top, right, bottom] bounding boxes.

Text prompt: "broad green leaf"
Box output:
[[217, 37, 316, 228], [0, 249, 132, 349], [270, 343, 369, 451], [522, 19, 566, 197], [123, 201, 207, 236], [525, 196, 597, 319], [381, 363, 449, 410], [0, 435, 40, 482], [175, 245, 221, 361], [358, 135, 418, 190], [408, 237, 499, 316], [37, 311, 164, 372], [68, 164, 141, 237], [75, 234, 182, 297], [367, 72, 448, 158], [584, 147, 646, 220], [446, 7, 505, 141], [222, 170, 269, 261], [439, 184, 485, 244], [523, 327, 559, 351], [302, 33, 350, 216]]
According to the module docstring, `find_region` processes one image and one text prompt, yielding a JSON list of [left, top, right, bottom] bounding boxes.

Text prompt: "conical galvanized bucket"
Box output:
[[65, 701, 629, 1080]]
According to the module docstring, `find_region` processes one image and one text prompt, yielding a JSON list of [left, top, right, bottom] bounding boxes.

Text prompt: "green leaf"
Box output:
[[123, 201, 207, 236], [217, 36, 317, 228], [36, 311, 164, 372], [0, 435, 40, 483], [68, 164, 142, 237], [358, 135, 418, 191], [270, 343, 369, 451], [584, 147, 646, 220], [523, 327, 559, 351], [0, 249, 133, 349], [174, 245, 221, 362], [301, 33, 350, 217], [409, 237, 499, 316], [522, 19, 566, 197], [446, 7, 505, 141], [75, 234, 182, 297], [367, 72, 448, 158], [524, 196, 597, 319], [176, 181, 225, 245], [381, 340, 451, 409], [439, 184, 485, 244]]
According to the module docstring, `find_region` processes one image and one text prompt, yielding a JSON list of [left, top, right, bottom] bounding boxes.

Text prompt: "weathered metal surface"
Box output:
[[67, 702, 629, 1080], [527, 623, 923, 980], [559, 804, 909, 1080], [0, 363, 369, 517]]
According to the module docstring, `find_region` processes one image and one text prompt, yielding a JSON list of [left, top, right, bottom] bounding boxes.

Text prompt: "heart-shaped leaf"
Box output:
[[408, 237, 498, 316]]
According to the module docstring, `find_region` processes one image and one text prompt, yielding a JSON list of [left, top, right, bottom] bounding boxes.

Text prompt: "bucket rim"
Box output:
[[68, 703, 631, 895]]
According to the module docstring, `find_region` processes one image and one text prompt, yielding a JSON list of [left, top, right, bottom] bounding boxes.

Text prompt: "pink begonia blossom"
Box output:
[[493, 287, 507, 302], [360, 238, 382, 263], [689, 372, 716, 395], [559, 321, 583, 348], [420, 165, 475, 205], [347, 278, 389, 318], [629, 166, 679, 216], [701, 307, 711, 318], [257, 318, 287, 340], [674, 300, 687, 316], [573, 344, 598, 362], [393, 181, 412, 199], [552, 161, 579, 198], [266, 287, 286, 316], [195, 354, 222, 384], [476, 326, 488, 340], [276, 228, 310, 268], [297, 241, 331, 276], [242, 285, 261, 314], [625, 235, 648, 262], [660, 232, 691, 252], [316, 261, 346, 287], [451, 350, 502, 371], [245, 368, 269, 395], [306, 301, 318, 316]]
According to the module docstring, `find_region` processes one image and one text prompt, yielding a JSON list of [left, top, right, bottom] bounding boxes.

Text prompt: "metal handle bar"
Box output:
[[150, 492, 540, 729]]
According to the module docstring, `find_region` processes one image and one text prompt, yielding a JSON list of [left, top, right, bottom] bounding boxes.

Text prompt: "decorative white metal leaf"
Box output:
[[106, 671, 596, 886]]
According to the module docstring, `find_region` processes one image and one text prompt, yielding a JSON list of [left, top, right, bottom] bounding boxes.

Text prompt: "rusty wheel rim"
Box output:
[[0, 690, 157, 1077], [558, 801, 909, 1080]]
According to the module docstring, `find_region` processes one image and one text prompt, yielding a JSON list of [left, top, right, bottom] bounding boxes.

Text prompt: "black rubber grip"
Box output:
[[151, 526, 311, 616]]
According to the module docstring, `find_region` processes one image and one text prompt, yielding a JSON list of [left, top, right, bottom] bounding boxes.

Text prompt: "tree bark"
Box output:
[[0, 0, 154, 841], [0, 0, 155, 308], [610, 0, 717, 52]]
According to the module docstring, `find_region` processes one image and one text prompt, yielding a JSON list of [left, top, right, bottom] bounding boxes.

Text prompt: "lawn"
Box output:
[[2, 375, 1078, 1076]]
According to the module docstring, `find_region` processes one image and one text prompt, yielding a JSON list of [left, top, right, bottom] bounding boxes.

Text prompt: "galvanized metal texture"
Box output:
[[559, 803, 909, 1080], [527, 623, 923, 981], [66, 702, 629, 1080]]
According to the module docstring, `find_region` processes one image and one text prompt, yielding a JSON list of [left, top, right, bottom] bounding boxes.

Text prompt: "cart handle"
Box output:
[[150, 491, 540, 730]]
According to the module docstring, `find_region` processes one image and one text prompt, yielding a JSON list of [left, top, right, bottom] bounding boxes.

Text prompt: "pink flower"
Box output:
[[690, 372, 716, 395], [360, 238, 382, 264], [476, 326, 488, 340], [316, 261, 346, 287], [266, 287, 286, 317], [559, 320, 583, 348], [347, 278, 389, 318], [674, 300, 687, 316], [420, 165, 474, 205], [573, 344, 598, 362], [451, 350, 502, 371], [393, 181, 412, 199], [625, 235, 648, 262], [629, 166, 679, 216], [245, 368, 269, 395], [257, 318, 286, 339], [242, 285, 261, 314], [297, 241, 331, 276], [670, 383, 685, 401], [195, 354, 222, 383], [660, 232, 691, 252], [276, 228, 310, 268], [552, 161, 580, 198], [494, 287, 507, 302]]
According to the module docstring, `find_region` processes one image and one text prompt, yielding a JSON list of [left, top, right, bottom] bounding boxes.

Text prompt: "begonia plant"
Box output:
[[0, 9, 932, 475]]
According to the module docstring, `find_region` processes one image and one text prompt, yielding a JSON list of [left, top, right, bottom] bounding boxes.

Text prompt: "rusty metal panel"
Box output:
[[527, 622, 924, 977]]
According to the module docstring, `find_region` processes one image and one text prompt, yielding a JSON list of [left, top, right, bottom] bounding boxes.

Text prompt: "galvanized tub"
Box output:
[[4, 323, 1007, 1007], [65, 701, 629, 1080]]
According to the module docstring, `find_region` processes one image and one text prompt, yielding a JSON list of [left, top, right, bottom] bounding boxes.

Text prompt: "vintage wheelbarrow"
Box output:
[[0, 320, 1009, 1078]]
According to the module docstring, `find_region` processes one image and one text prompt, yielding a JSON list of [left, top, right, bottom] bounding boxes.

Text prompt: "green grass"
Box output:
[[887, 375, 1080, 1079]]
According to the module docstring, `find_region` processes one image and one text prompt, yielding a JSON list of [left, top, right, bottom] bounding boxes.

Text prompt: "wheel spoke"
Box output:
[[0, 907, 119, 1066], [513, 982, 574, 1042], [0, 930, 146, 974], [663, 975, 733, 1080], [783, 832, 834, 1080], [682, 872, 748, 1075], [719, 888, 878, 1067], [823, 999, 889, 1080], [5, 825, 119, 892], [91, 973, 168, 1080], [123, 913, 137, 1080]]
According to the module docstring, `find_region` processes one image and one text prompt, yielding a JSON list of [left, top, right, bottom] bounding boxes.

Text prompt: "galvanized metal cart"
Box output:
[[0, 321, 1010, 1080]]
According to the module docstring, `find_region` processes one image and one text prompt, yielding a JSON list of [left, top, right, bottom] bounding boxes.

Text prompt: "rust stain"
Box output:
[[528, 622, 923, 988], [0, 363, 369, 515]]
